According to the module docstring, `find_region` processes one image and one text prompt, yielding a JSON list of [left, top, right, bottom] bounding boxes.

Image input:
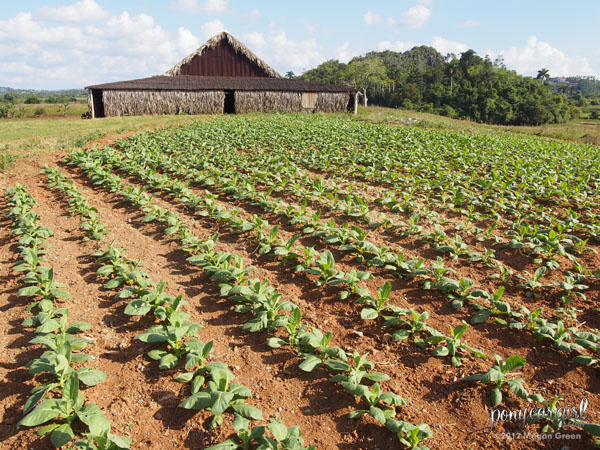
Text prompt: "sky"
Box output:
[[1, 0, 599, 90]]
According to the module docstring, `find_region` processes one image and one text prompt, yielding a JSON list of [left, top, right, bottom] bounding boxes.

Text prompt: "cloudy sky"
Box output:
[[1, 0, 599, 89]]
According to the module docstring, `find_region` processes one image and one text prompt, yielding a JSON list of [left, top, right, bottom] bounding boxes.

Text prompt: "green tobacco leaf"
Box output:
[[77, 368, 107, 386], [481, 368, 504, 384], [582, 423, 600, 437], [341, 382, 369, 397], [179, 392, 212, 410], [175, 372, 194, 383], [432, 346, 449, 357], [159, 353, 179, 370], [324, 359, 350, 372], [107, 433, 132, 449], [393, 329, 411, 341], [19, 286, 40, 297], [506, 379, 528, 399], [299, 355, 322, 372], [504, 355, 526, 372], [18, 400, 61, 427], [491, 386, 502, 406], [471, 309, 491, 324], [211, 391, 235, 416], [369, 405, 387, 424], [103, 278, 122, 289], [268, 421, 288, 442], [348, 409, 367, 420], [364, 372, 390, 382], [571, 355, 597, 365], [267, 337, 287, 349], [205, 440, 239, 450], [124, 299, 152, 316], [231, 404, 263, 420], [360, 308, 378, 320], [50, 423, 74, 447], [23, 383, 58, 414]]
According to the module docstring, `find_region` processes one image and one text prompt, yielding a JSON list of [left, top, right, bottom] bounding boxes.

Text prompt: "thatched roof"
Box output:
[[86, 76, 357, 93], [165, 31, 282, 78]]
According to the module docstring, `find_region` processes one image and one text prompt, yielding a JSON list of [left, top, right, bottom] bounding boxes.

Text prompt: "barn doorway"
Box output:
[[347, 92, 357, 114], [92, 89, 105, 118], [224, 90, 235, 114]]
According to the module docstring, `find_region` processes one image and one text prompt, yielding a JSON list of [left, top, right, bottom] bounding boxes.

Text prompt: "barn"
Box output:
[[86, 32, 358, 118]]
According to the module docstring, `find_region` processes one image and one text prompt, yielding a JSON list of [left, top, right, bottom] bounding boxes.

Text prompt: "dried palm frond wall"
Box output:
[[91, 89, 352, 117], [234, 91, 351, 113], [101, 90, 225, 116]]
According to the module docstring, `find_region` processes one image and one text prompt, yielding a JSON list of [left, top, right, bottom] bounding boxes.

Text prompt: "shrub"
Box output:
[[0, 103, 14, 118]]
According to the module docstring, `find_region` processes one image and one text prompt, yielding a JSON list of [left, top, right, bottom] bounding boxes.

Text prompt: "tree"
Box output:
[[298, 47, 572, 126], [536, 68, 550, 84], [300, 59, 347, 85], [344, 57, 389, 107], [285, 71, 295, 79]]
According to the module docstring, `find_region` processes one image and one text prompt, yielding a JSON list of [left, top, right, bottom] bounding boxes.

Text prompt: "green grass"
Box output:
[[0, 114, 207, 172], [8, 100, 89, 119]]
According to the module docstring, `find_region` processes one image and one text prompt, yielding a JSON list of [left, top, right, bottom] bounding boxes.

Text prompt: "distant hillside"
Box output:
[[299, 47, 582, 126], [0, 87, 87, 97], [548, 76, 600, 97]]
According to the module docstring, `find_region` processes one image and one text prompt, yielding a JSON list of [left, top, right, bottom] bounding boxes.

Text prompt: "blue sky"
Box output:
[[1, 0, 599, 89]]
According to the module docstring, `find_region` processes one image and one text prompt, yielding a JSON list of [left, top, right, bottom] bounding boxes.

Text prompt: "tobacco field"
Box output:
[[1, 114, 600, 449]]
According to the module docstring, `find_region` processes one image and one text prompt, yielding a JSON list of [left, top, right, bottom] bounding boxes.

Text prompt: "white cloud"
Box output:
[[176, 27, 200, 53], [400, 4, 431, 28], [0, 12, 83, 46], [430, 36, 468, 55], [363, 11, 394, 26], [38, 0, 110, 22], [299, 19, 317, 35], [263, 30, 324, 73], [200, 19, 226, 39], [0, 9, 206, 89], [243, 32, 266, 49], [456, 20, 480, 28], [377, 40, 417, 52], [335, 42, 355, 63], [364, 11, 381, 25], [171, 0, 229, 14], [245, 9, 261, 19], [494, 35, 597, 78]]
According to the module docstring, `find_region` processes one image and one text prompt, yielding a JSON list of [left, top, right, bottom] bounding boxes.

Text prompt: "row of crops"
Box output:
[[4, 114, 600, 448]]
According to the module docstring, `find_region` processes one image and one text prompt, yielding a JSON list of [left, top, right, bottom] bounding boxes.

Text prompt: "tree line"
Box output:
[[297, 47, 584, 126]]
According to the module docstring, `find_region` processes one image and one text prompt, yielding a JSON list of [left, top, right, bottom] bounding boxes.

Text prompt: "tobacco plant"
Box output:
[[427, 323, 486, 367], [465, 354, 528, 406]]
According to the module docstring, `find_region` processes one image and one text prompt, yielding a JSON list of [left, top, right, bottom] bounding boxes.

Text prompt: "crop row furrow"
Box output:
[[79, 145, 600, 366], [42, 166, 314, 450], [63, 151, 436, 448], [4, 184, 131, 450]]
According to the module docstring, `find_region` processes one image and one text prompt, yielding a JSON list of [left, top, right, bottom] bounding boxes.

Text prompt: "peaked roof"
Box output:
[[165, 31, 282, 78]]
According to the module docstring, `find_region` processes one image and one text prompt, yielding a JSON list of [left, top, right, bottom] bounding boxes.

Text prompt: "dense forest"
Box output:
[[298, 47, 590, 125]]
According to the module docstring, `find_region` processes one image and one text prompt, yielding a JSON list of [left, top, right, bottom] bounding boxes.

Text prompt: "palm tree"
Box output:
[[536, 68, 550, 84]]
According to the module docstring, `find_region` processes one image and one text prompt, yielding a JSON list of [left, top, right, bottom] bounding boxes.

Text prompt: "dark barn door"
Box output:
[[92, 89, 105, 118], [224, 90, 235, 114]]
